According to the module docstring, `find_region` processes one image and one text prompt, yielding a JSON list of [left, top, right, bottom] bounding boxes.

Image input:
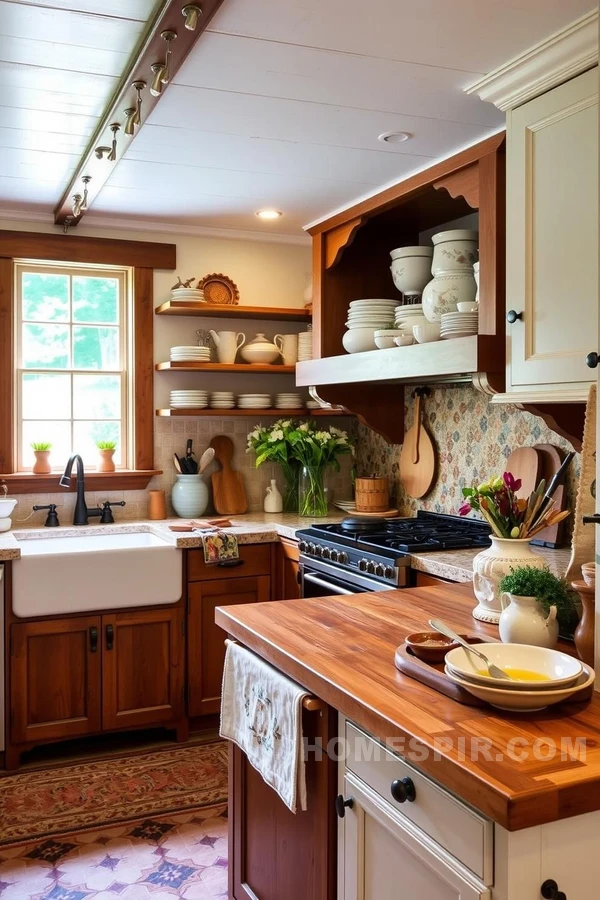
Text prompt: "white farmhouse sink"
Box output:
[[12, 531, 182, 617]]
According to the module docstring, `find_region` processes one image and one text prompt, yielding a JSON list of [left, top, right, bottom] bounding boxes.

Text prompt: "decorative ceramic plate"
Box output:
[[198, 273, 240, 305]]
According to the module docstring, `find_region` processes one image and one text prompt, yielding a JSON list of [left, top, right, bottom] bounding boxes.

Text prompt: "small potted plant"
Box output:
[[31, 442, 52, 474], [498, 566, 577, 649], [96, 440, 117, 473]]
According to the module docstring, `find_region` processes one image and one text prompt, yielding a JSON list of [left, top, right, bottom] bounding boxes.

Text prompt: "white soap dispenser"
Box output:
[[264, 479, 283, 513]]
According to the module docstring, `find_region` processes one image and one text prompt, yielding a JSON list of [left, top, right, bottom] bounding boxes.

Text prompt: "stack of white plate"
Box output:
[[237, 394, 271, 409], [444, 644, 590, 712], [170, 345, 211, 362], [171, 288, 205, 303], [210, 392, 235, 409], [275, 393, 304, 409], [440, 310, 479, 340], [170, 390, 208, 409], [298, 331, 313, 362], [346, 298, 398, 330]]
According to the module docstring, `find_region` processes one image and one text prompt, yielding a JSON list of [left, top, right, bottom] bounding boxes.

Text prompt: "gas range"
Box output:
[[297, 511, 491, 593]]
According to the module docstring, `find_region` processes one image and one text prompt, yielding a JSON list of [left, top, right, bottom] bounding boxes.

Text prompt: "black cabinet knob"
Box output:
[[89, 626, 98, 653], [507, 309, 523, 323], [105, 623, 114, 651], [390, 777, 416, 803], [583, 514, 600, 525], [541, 879, 567, 900], [335, 794, 353, 818], [585, 351, 599, 369]]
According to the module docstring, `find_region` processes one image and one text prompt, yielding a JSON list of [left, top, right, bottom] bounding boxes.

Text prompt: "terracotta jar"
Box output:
[[32, 450, 51, 474], [572, 580, 595, 667], [98, 449, 116, 473]]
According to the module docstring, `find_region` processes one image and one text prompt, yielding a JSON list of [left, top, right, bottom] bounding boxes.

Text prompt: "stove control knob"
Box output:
[[308, 543, 316, 555], [322, 547, 331, 560], [299, 540, 307, 552], [315, 544, 323, 557], [338, 552, 348, 565], [330, 549, 339, 562], [366, 561, 376, 574], [375, 563, 386, 577], [358, 558, 368, 572], [384, 566, 395, 579]]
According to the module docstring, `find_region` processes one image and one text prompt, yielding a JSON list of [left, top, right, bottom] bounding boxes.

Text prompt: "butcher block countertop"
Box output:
[[216, 583, 600, 832]]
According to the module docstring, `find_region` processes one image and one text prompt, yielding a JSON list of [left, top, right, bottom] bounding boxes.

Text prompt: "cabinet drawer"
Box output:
[[345, 722, 493, 884], [187, 543, 271, 581]]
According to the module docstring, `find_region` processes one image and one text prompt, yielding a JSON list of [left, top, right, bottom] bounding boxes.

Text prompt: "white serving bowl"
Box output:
[[342, 328, 377, 353], [0, 497, 17, 518], [390, 251, 433, 296], [374, 329, 405, 349], [445, 643, 583, 690], [456, 301, 478, 313], [413, 322, 441, 343], [394, 314, 427, 330], [393, 335, 414, 347], [390, 246, 433, 261], [445, 665, 593, 712]]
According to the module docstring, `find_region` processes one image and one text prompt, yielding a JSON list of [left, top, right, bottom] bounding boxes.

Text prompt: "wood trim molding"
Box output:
[[0, 258, 14, 473], [324, 217, 363, 269], [465, 10, 598, 111], [133, 268, 154, 471], [0, 471, 162, 495], [432, 164, 479, 208], [490, 387, 592, 404], [0, 230, 176, 270]]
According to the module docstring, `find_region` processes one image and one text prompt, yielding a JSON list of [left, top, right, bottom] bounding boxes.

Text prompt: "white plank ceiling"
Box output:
[[0, 0, 595, 236]]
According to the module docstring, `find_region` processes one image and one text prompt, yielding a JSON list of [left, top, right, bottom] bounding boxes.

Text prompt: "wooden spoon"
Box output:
[[199, 447, 215, 474]]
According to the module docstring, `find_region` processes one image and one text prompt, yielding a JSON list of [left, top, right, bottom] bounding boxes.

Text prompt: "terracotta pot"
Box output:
[[32, 450, 51, 474], [572, 580, 595, 667], [98, 449, 116, 473]]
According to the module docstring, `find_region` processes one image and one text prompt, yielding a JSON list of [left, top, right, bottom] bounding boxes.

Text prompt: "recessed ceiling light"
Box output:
[[256, 209, 282, 220], [378, 131, 412, 144]]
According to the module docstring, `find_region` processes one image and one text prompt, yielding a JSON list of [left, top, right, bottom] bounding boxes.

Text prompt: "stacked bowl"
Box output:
[[275, 393, 304, 409], [298, 330, 313, 362], [237, 394, 271, 409], [444, 643, 591, 712], [171, 287, 205, 304], [343, 298, 399, 354], [391, 303, 427, 345], [440, 307, 479, 339], [210, 392, 235, 409]]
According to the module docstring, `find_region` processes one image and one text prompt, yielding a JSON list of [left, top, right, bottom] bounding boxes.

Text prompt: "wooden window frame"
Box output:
[[0, 230, 176, 493]]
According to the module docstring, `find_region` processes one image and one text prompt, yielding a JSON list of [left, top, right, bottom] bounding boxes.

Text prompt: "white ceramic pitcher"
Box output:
[[209, 330, 245, 364], [274, 333, 298, 366], [499, 592, 559, 648]]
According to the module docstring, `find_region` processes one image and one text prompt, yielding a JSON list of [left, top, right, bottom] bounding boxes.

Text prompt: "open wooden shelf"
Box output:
[[155, 301, 312, 321], [156, 361, 296, 374], [156, 408, 350, 417]]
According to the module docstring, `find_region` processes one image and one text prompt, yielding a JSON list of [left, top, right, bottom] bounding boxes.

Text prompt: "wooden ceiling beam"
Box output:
[[53, 0, 226, 227]]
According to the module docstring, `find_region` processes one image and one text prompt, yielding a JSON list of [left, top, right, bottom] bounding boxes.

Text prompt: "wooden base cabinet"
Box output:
[[274, 537, 301, 600]]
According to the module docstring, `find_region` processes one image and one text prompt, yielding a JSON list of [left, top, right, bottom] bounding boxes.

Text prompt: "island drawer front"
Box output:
[[187, 544, 271, 581], [345, 722, 493, 884]]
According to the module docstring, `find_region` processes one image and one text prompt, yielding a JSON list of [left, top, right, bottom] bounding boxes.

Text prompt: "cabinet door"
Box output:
[[102, 607, 185, 731], [188, 575, 270, 717], [274, 538, 301, 600], [540, 811, 600, 898], [507, 67, 598, 391], [342, 774, 489, 900], [11, 616, 102, 744]]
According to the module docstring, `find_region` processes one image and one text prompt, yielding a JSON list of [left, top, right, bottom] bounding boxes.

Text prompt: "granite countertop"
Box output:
[[410, 545, 572, 581], [217, 583, 600, 831]]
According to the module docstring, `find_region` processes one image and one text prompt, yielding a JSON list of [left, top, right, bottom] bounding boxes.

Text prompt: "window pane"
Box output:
[[22, 372, 71, 419], [73, 326, 119, 370], [73, 374, 121, 419], [22, 421, 72, 469], [73, 276, 119, 324], [23, 323, 69, 368], [73, 421, 122, 466], [22, 273, 69, 322]]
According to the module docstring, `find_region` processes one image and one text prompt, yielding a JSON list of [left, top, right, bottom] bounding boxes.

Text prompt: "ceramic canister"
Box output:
[[171, 474, 209, 518]]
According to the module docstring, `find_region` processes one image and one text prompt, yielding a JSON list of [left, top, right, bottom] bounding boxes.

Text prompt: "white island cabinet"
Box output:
[[339, 719, 600, 900]]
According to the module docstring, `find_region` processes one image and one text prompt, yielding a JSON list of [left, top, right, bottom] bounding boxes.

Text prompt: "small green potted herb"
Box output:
[[31, 442, 52, 474], [96, 440, 117, 473], [498, 566, 577, 648]]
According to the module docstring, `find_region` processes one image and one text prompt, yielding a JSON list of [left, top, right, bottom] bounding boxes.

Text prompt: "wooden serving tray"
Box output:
[[394, 640, 594, 707]]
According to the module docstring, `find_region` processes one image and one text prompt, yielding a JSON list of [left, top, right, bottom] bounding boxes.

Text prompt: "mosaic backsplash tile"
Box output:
[[355, 384, 581, 541]]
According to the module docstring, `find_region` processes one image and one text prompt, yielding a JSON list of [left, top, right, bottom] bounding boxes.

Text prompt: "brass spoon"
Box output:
[[428, 618, 512, 681]]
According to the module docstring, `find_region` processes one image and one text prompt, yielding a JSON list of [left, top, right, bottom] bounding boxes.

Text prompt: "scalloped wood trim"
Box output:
[[433, 164, 479, 209], [324, 217, 363, 269]]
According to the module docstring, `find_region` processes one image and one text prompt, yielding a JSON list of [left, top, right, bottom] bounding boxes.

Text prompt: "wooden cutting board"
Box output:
[[505, 447, 541, 499], [399, 391, 436, 499], [531, 443, 566, 547], [209, 435, 248, 515]]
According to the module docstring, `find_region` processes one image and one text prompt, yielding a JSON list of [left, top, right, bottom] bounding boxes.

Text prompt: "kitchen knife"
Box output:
[[531, 451, 575, 526]]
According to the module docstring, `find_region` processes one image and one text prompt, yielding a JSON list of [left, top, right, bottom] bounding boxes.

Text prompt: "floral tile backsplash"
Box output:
[[355, 384, 581, 541]]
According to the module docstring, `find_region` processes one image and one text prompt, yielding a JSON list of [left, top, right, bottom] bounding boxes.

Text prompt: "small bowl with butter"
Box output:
[[405, 631, 465, 663]]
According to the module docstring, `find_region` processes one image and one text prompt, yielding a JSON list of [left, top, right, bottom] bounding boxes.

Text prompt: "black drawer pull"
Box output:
[[391, 777, 416, 803], [541, 880, 567, 900], [105, 624, 114, 651], [507, 309, 523, 323], [335, 794, 353, 818], [585, 351, 599, 369], [217, 558, 245, 568], [89, 626, 98, 653]]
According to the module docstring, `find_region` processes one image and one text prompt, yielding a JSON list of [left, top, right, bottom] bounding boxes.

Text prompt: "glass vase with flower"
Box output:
[[247, 419, 302, 513], [289, 422, 353, 517]]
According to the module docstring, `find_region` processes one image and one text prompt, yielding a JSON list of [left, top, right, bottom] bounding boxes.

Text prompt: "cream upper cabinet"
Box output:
[[504, 66, 598, 400]]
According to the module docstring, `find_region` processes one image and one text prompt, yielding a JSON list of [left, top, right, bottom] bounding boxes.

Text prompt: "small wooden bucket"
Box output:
[[355, 476, 389, 513]]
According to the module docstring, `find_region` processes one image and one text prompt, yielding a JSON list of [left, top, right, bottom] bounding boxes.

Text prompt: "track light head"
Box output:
[[108, 122, 120, 162], [132, 80, 145, 126], [80, 175, 91, 212], [150, 63, 165, 96], [159, 30, 177, 85], [124, 107, 136, 136], [94, 146, 111, 160], [72, 194, 83, 218], [182, 4, 201, 30]]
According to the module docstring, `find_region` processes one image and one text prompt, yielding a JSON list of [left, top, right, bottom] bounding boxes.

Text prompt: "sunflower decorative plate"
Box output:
[[198, 273, 240, 305]]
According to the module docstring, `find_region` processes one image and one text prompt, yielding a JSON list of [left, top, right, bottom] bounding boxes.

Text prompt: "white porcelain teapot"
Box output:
[[240, 333, 281, 365], [209, 330, 245, 364]]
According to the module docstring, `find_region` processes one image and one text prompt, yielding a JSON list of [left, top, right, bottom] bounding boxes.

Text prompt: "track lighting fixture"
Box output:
[[80, 175, 91, 212], [72, 193, 83, 218], [95, 146, 111, 160], [107, 123, 120, 162], [182, 4, 201, 30], [150, 30, 177, 95], [150, 62, 165, 96], [132, 80, 145, 126], [124, 107, 137, 136]]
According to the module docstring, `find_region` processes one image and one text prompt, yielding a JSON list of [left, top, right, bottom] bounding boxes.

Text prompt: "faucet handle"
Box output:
[[100, 500, 126, 524], [33, 503, 60, 527]]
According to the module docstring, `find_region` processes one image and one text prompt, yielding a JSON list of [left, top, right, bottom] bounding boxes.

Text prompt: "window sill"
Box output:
[[0, 471, 162, 494]]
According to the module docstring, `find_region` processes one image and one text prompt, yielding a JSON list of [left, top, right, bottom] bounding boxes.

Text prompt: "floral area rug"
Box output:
[[0, 805, 228, 899], [0, 741, 228, 847]]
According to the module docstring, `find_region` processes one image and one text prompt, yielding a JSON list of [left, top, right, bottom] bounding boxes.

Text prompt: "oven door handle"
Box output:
[[303, 572, 355, 595]]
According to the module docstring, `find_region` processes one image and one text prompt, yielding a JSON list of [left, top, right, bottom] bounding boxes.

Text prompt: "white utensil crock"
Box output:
[[171, 474, 209, 518]]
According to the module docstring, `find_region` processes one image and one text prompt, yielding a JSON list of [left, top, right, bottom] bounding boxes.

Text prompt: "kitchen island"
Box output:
[[217, 582, 600, 900]]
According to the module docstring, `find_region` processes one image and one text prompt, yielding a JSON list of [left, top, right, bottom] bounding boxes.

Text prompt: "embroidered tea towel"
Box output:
[[220, 641, 308, 813]]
